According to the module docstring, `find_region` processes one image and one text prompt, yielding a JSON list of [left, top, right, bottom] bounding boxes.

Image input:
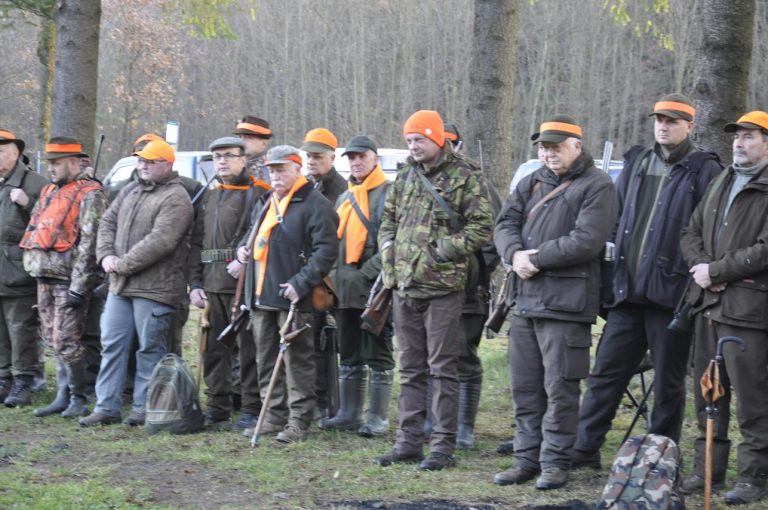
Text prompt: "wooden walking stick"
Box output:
[[250, 304, 311, 447], [195, 301, 210, 389], [700, 336, 745, 510]]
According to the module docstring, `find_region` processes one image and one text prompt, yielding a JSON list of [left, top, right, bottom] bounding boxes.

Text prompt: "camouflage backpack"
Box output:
[[595, 434, 684, 510], [145, 354, 204, 434]]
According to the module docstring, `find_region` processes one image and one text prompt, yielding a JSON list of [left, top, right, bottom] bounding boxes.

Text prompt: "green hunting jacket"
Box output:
[[378, 147, 494, 299], [0, 159, 46, 296]]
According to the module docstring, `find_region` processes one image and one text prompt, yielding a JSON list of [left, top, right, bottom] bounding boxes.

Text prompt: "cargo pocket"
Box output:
[[722, 280, 768, 323], [148, 305, 175, 350], [562, 335, 591, 380], [543, 269, 588, 313]]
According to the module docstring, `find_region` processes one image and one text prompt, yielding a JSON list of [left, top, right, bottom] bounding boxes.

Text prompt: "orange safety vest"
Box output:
[[19, 179, 102, 252]]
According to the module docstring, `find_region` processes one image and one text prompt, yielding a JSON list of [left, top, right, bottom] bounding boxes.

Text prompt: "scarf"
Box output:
[[252, 175, 308, 296], [336, 165, 387, 264], [216, 174, 271, 191]]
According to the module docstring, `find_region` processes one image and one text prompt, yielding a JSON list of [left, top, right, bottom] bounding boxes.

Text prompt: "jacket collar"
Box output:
[[2, 159, 28, 187]]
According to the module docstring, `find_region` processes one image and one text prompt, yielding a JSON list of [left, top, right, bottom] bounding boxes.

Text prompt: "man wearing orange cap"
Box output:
[[0, 130, 46, 407], [319, 135, 394, 437], [494, 115, 617, 489], [234, 116, 273, 185], [374, 110, 493, 471], [300, 127, 347, 421], [680, 111, 768, 505], [302, 127, 346, 204], [80, 139, 193, 427], [236, 145, 338, 443], [574, 94, 723, 473], [20, 137, 106, 417]]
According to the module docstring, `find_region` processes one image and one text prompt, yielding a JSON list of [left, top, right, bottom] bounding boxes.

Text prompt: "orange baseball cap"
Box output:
[[133, 133, 163, 149], [133, 139, 175, 163], [724, 111, 768, 134], [403, 110, 445, 147], [301, 128, 337, 153], [650, 93, 696, 121]]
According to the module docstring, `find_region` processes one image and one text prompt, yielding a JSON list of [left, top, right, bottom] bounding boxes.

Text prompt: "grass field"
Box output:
[[0, 314, 761, 509]]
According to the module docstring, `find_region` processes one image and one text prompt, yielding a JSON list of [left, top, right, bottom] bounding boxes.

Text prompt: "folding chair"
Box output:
[[619, 352, 654, 446]]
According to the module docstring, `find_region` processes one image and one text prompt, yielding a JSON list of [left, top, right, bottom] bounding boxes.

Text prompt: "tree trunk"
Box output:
[[50, 0, 101, 154], [466, 0, 520, 191], [692, 0, 755, 163]]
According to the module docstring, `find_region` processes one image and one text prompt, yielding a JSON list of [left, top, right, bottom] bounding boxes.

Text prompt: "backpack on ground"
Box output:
[[595, 434, 684, 510], [145, 353, 204, 434]]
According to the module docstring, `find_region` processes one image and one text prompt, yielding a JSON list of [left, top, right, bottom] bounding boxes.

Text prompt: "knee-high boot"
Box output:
[[319, 365, 367, 431], [33, 357, 70, 417], [456, 378, 482, 449], [61, 358, 90, 417], [358, 369, 392, 437]]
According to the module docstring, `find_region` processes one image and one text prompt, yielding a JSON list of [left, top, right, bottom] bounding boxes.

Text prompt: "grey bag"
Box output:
[[145, 354, 204, 434]]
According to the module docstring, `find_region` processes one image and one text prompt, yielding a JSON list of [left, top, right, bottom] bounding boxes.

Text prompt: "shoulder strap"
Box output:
[[348, 193, 376, 235], [525, 179, 573, 221], [410, 167, 460, 231]]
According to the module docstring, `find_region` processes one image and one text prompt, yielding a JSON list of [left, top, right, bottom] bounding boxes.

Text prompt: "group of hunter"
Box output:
[[1, 96, 767, 504]]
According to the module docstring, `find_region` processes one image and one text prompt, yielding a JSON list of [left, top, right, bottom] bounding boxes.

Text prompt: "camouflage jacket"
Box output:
[[0, 159, 47, 296], [22, 174, 107, 295], [378, 148, 494, 299]]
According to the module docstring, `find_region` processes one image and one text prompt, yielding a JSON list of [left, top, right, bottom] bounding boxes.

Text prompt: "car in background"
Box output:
[[508, 158, 624, 194], [103, 151, 214, 197], [303, 147, 410, 181]]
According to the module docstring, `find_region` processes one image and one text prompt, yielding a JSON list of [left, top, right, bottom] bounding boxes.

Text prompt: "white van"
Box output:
[[103, 151, 214, 195]]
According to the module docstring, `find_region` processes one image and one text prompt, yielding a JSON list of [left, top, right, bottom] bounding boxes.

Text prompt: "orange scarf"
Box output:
[[215, 175, 271, 191], [253, 175, 308, 296], [336, 165, 387, 264]]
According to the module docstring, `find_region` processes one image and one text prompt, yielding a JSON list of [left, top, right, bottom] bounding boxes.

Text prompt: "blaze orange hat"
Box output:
[[403, 110, 445, 147], [43, 137, 88, 160], [233, 115, 273, 138], [0, 129, 25, 153], [133, 139, 175, 163], [133, 133, 163, 149], [301, 128, 337, 153], [650, 93, 696, 121], [724, 111, 768, 135], [535, 115, 583, 144]]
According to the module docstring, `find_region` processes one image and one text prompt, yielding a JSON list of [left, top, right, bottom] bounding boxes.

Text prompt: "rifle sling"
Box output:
[[526, 179, 573, 222], [411, 167, 461, 231]]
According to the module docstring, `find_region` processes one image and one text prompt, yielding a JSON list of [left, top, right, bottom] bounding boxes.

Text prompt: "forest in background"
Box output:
[[0, 0, 766, 186]]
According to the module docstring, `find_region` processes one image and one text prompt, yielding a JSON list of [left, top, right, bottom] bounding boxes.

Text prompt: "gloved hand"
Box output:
[[66, 290, 87, 308]]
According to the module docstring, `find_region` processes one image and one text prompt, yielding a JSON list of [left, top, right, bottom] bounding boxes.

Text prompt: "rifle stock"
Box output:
[[360, 274, 392, 336]]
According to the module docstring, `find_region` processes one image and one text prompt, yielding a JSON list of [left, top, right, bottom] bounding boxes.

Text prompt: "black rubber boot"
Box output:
[[33, 358, 71, 417], [358, 369, 392, 437], [61, 359, 90, 417], [423, 377, 433, 439], [456, 379, 482, 449], [319, 365, 367, 431]]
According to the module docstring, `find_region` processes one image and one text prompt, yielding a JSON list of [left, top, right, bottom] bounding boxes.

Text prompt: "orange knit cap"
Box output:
[[403, 110, 445, 147]]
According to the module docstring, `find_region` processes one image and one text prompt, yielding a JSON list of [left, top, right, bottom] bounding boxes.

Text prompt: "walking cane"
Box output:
[[250, 304, 311, 447], [195, 301, 210, 389], [700, 336, 745, 510]]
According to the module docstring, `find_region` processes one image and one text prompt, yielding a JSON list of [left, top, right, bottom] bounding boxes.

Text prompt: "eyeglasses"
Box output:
[[212, 153, 244, 161], [137, 158, 168, 166]]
